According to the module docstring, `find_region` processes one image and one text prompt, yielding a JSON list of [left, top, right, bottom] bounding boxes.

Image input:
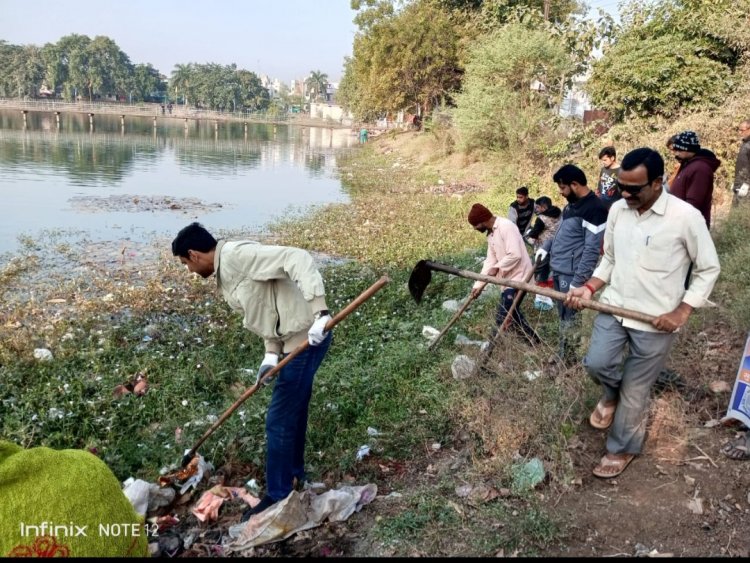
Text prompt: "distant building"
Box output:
[[559, 75, 592, 119]]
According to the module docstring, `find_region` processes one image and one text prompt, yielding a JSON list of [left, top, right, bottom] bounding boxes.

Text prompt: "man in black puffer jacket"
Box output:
[[539, 165, 608, 365]]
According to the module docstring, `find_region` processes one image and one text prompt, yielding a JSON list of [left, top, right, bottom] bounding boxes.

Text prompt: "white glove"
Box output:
[[308, 311, 332, 346], [255, 353, 278, 386], [534, 248, 548, 262]]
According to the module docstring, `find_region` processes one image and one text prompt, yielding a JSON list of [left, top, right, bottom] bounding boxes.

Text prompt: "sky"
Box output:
[[0, 0, 622, 84], [0, 0, 359, 83]]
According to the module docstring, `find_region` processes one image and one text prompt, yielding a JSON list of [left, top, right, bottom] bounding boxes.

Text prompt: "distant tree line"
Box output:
[[0, 34, 272, 112]]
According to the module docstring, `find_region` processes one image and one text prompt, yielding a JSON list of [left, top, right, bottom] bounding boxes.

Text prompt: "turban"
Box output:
[[468, 203, 492, 226]]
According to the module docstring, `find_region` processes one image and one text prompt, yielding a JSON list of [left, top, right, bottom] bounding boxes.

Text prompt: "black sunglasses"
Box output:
[[616, 180, 650, 195]]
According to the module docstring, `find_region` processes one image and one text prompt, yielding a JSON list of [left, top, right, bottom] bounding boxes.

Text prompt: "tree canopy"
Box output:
[[453, 23, 575, 151], [587, 0, 749, 119], [339, 0, 463, 120]]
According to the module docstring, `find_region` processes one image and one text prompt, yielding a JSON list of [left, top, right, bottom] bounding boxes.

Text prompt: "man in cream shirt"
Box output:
[[172, 222, 332, 521], [566, 147, 720, 479]]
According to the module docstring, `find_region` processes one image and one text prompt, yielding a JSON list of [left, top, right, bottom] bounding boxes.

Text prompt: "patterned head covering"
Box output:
[[671, 130, 700, 152]]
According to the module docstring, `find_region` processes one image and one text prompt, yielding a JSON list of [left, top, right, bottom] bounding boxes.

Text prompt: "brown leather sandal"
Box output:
[[589, 399, 617, 430]]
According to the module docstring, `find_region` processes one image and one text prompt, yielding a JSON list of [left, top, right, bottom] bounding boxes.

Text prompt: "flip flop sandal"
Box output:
[[592, 453, 635, 479], [589, 400, 617, 430], [721, 434, 750, 461]]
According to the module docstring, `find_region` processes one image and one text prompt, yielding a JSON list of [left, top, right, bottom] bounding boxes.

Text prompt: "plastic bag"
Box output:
[[534, 294, 554, 311]]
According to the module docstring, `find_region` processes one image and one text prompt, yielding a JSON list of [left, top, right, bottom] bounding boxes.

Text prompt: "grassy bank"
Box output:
[[2, 130, 749, 556]]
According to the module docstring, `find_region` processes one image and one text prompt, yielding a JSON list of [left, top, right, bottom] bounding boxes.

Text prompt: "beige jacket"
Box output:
[[214, 240, 328, 354]]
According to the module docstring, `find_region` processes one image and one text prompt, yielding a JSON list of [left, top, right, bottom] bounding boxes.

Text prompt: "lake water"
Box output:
[[0, 109, 356, 256]]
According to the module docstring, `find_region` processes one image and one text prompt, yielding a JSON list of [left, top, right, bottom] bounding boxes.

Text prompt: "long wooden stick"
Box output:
[[422, 261, 656, 324], [427, 293, 477, 351], [181, 275, 390, 466]]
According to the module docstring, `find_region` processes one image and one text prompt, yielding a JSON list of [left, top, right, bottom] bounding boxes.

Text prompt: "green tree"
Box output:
[[132, 63, 165, 102], [339, 0, 462, 120], [587, 0, 748, 120], [237, 69, 270, 111], [440, 0, 585, 26], [305, 70, 329, 101], [453, 22, 575, 151], [170, 63, 195, 106]]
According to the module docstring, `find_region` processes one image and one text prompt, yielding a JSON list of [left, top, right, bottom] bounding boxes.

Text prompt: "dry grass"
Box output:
[[646, 394, 690, 463]]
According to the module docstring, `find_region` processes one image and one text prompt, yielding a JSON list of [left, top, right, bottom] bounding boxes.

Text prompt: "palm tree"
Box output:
[[305, 70, 328, 102], [171, 63, 193, 106]]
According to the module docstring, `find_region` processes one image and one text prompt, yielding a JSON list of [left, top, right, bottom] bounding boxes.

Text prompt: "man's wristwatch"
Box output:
[[314, 309, 330, 320]]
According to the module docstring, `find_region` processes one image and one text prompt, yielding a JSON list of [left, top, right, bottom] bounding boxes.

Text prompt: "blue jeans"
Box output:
[[265, 332, 332, 501]]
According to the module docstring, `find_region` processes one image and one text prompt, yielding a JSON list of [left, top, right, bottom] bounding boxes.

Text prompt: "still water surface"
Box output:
[[0, 110, 355, 256]]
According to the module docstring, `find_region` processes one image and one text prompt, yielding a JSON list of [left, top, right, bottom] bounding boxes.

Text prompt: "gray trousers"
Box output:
[[583, 314, 677, 454]]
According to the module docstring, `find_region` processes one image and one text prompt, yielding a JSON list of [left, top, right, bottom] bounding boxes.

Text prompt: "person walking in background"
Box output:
[[732, 119, 750, 205], [508, 186, 535, 236], [467, 203, 541, 345], [596, 146, 621, 210], [669, 130, 721, 229], [565, 148, 720, 479], [359, 127, 369, 144], [538, 165, 608, 365], [171, 223, 333, 522]]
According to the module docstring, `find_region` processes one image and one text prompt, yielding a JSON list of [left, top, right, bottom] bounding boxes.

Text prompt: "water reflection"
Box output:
[[0, 110, 356, 255]]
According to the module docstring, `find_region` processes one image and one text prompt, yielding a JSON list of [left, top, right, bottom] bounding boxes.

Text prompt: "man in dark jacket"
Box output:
[[669, 130, 721, 228], [732, 120, 750, 206], [539, 165, 608, 365], [508, 186, 535, 235]]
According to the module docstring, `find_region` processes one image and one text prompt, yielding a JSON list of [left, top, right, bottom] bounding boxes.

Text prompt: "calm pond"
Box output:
[[0, 109, 356, 257]]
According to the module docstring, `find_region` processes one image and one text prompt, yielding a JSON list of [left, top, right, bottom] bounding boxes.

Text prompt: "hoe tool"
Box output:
[[409, 260, 655, 324]]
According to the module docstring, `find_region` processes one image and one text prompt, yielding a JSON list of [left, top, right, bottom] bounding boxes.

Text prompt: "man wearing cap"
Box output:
[[468, 203, 541, 345], [669, 130, 721, 228], [565, 147, 720, 479], [732, 119, 750, 206], [508, 186, 535, 236]]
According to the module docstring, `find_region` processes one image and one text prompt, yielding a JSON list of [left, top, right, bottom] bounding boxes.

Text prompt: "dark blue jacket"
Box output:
[[542, 191, 608, 287]]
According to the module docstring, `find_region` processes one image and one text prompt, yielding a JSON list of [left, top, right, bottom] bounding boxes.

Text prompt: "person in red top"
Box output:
[[668, 130, 721, 229], [467, 203, 540, 345]]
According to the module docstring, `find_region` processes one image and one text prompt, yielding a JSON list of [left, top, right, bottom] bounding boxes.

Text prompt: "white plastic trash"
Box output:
[[33, 348, 53, 362], [356, 445, 371, 461], [422, 326, 440, 340], [451, 355, 476, 380], [441, 299, 460, 313]]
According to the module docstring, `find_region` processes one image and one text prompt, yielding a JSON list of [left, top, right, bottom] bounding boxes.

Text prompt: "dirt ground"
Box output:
[[149, 320, 749, 558]]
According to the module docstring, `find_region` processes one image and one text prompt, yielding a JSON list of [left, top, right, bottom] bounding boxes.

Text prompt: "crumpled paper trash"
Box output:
[[225, 484, 378, 553]]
